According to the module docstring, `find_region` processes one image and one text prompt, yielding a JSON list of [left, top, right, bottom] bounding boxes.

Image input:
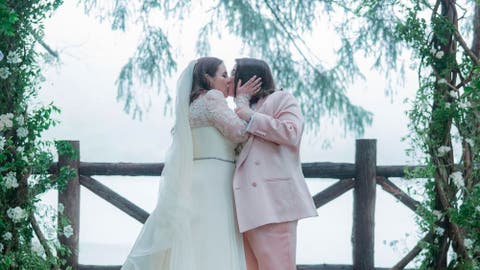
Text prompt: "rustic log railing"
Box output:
[[48, 139, 429, 270]]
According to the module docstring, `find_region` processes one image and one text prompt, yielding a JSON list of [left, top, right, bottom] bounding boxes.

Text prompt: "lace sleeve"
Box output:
[[234, 94, 251, 108], [204, 90, 249, 143]]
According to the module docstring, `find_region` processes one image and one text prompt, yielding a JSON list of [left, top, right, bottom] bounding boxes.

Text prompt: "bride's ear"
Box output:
[[204, 74, 213, 89]]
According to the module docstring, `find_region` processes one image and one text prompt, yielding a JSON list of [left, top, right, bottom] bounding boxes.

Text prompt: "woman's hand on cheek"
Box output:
[[236, 76, 262, 97]]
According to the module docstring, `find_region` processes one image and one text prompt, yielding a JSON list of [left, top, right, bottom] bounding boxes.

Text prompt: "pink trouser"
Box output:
[[243, 221, 298, 270]]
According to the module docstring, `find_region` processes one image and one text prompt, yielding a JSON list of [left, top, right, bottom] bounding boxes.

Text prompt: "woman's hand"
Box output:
[[236, 76, 262, 97]]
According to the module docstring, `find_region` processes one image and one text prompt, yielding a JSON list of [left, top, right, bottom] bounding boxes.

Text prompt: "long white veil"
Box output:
[[122, 60, 196, 270]]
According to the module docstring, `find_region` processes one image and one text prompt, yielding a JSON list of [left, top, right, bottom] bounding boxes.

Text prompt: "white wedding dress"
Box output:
[[122, 62, 250, 270], [187, 89, 249, 269]]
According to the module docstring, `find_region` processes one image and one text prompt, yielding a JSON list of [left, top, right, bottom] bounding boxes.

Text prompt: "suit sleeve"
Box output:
[[246, 92, 303, 147]]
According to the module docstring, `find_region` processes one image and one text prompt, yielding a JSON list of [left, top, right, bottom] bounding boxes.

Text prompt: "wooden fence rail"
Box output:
[[51, 139, 430, 270], [49, 162, 424, 178]]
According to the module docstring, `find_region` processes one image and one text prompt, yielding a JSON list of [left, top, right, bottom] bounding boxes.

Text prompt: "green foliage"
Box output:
[[0, 1, 18, 36], [398, 0, 480, 268], [76, 0, 391, 134], [0, 1, 75, 269], [54, 141, 77, 160], [116, 28, 177, 119]]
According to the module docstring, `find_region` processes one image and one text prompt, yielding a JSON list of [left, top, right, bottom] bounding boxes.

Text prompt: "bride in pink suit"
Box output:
[[121, 57, 260, 270], [232, 58, 318, 270]]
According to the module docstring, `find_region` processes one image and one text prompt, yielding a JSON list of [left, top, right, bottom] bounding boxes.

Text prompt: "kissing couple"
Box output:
[[121, 57, 317, 270]]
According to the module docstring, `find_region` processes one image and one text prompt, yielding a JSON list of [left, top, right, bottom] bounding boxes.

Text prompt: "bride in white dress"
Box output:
[[121, 57, 261, 270]]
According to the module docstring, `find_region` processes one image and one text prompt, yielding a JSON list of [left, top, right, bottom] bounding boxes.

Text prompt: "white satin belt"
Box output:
[[193, 156, 235, 163]]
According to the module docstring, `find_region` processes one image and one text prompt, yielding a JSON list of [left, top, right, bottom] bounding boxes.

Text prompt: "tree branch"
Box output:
[[262, 0, 319, 73], [268, 1, 322, 64], [30, 30, 59, 60], [30, 215, 59, 270], [432, 171, 469, 259], [453, 29, 480, 66], [391, 231, 434, 270], [455, 68, 480, 89], [472, 2, 480, 56]]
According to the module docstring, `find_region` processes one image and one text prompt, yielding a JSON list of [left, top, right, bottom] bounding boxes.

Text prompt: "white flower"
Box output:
[[458, 101, 471, 109], [0, 113, 14, 131], [464, 238, 473, 249], [6, 51, 21, 64], [16, 146, 24, 153], [7, 206, 27, 223], [0, 136, 6, 151], [15, 115, 24, 126], [430, 48, 437, 55], [435, 51, 444, 59], [4, 172, 18, 189], [448, 91, 456, 98], [438, 78, 448, 84], [432, 210, 443, 220], [445, 103, 451, 109], [476, 206, 480, 212], [419, 99, 430, 111], [0, 243, 3, 252], [0, 50, 3, 61], [434, 227, 445, 235], [16, 127, 28, 138], [63, 225, 74, 238], [465, 138, 474, 148], [27, 177, 38, 187], [58, 203, 64, 214], [0, 67, 10, 79], [449, 171, 464, 189], [437, 146, 451, 157], [3, 232, 12, 241]]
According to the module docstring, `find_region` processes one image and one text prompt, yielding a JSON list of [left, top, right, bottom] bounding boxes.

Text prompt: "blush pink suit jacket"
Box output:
[[233, 91, 318, 233]]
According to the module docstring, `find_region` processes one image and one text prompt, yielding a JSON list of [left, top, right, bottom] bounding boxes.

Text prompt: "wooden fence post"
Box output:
[[57, 140, 80, 270], [352, 139, 377, 270]]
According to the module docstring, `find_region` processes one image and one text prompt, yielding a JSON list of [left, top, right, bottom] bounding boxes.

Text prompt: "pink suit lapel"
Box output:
[[237, 97, 269, 167], [237, 137, 253, 167]]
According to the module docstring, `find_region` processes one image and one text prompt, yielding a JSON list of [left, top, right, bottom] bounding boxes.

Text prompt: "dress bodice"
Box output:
[[191, 127, 236, 161]]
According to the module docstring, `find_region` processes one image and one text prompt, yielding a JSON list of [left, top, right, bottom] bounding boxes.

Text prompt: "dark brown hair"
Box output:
[[233, 58, 277, 104], [190, 57, 223, 103]]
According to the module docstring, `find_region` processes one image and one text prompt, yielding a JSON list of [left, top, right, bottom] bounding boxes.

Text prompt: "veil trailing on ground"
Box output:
[[122, 61, 196, 270]]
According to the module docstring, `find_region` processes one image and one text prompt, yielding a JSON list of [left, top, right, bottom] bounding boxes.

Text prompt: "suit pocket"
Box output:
[[264, 177, 292, 182], [263, 179, 295, 209]]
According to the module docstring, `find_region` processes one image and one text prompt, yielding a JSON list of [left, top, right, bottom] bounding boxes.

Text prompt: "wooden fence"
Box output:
[[48, 139, 428, 270]]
